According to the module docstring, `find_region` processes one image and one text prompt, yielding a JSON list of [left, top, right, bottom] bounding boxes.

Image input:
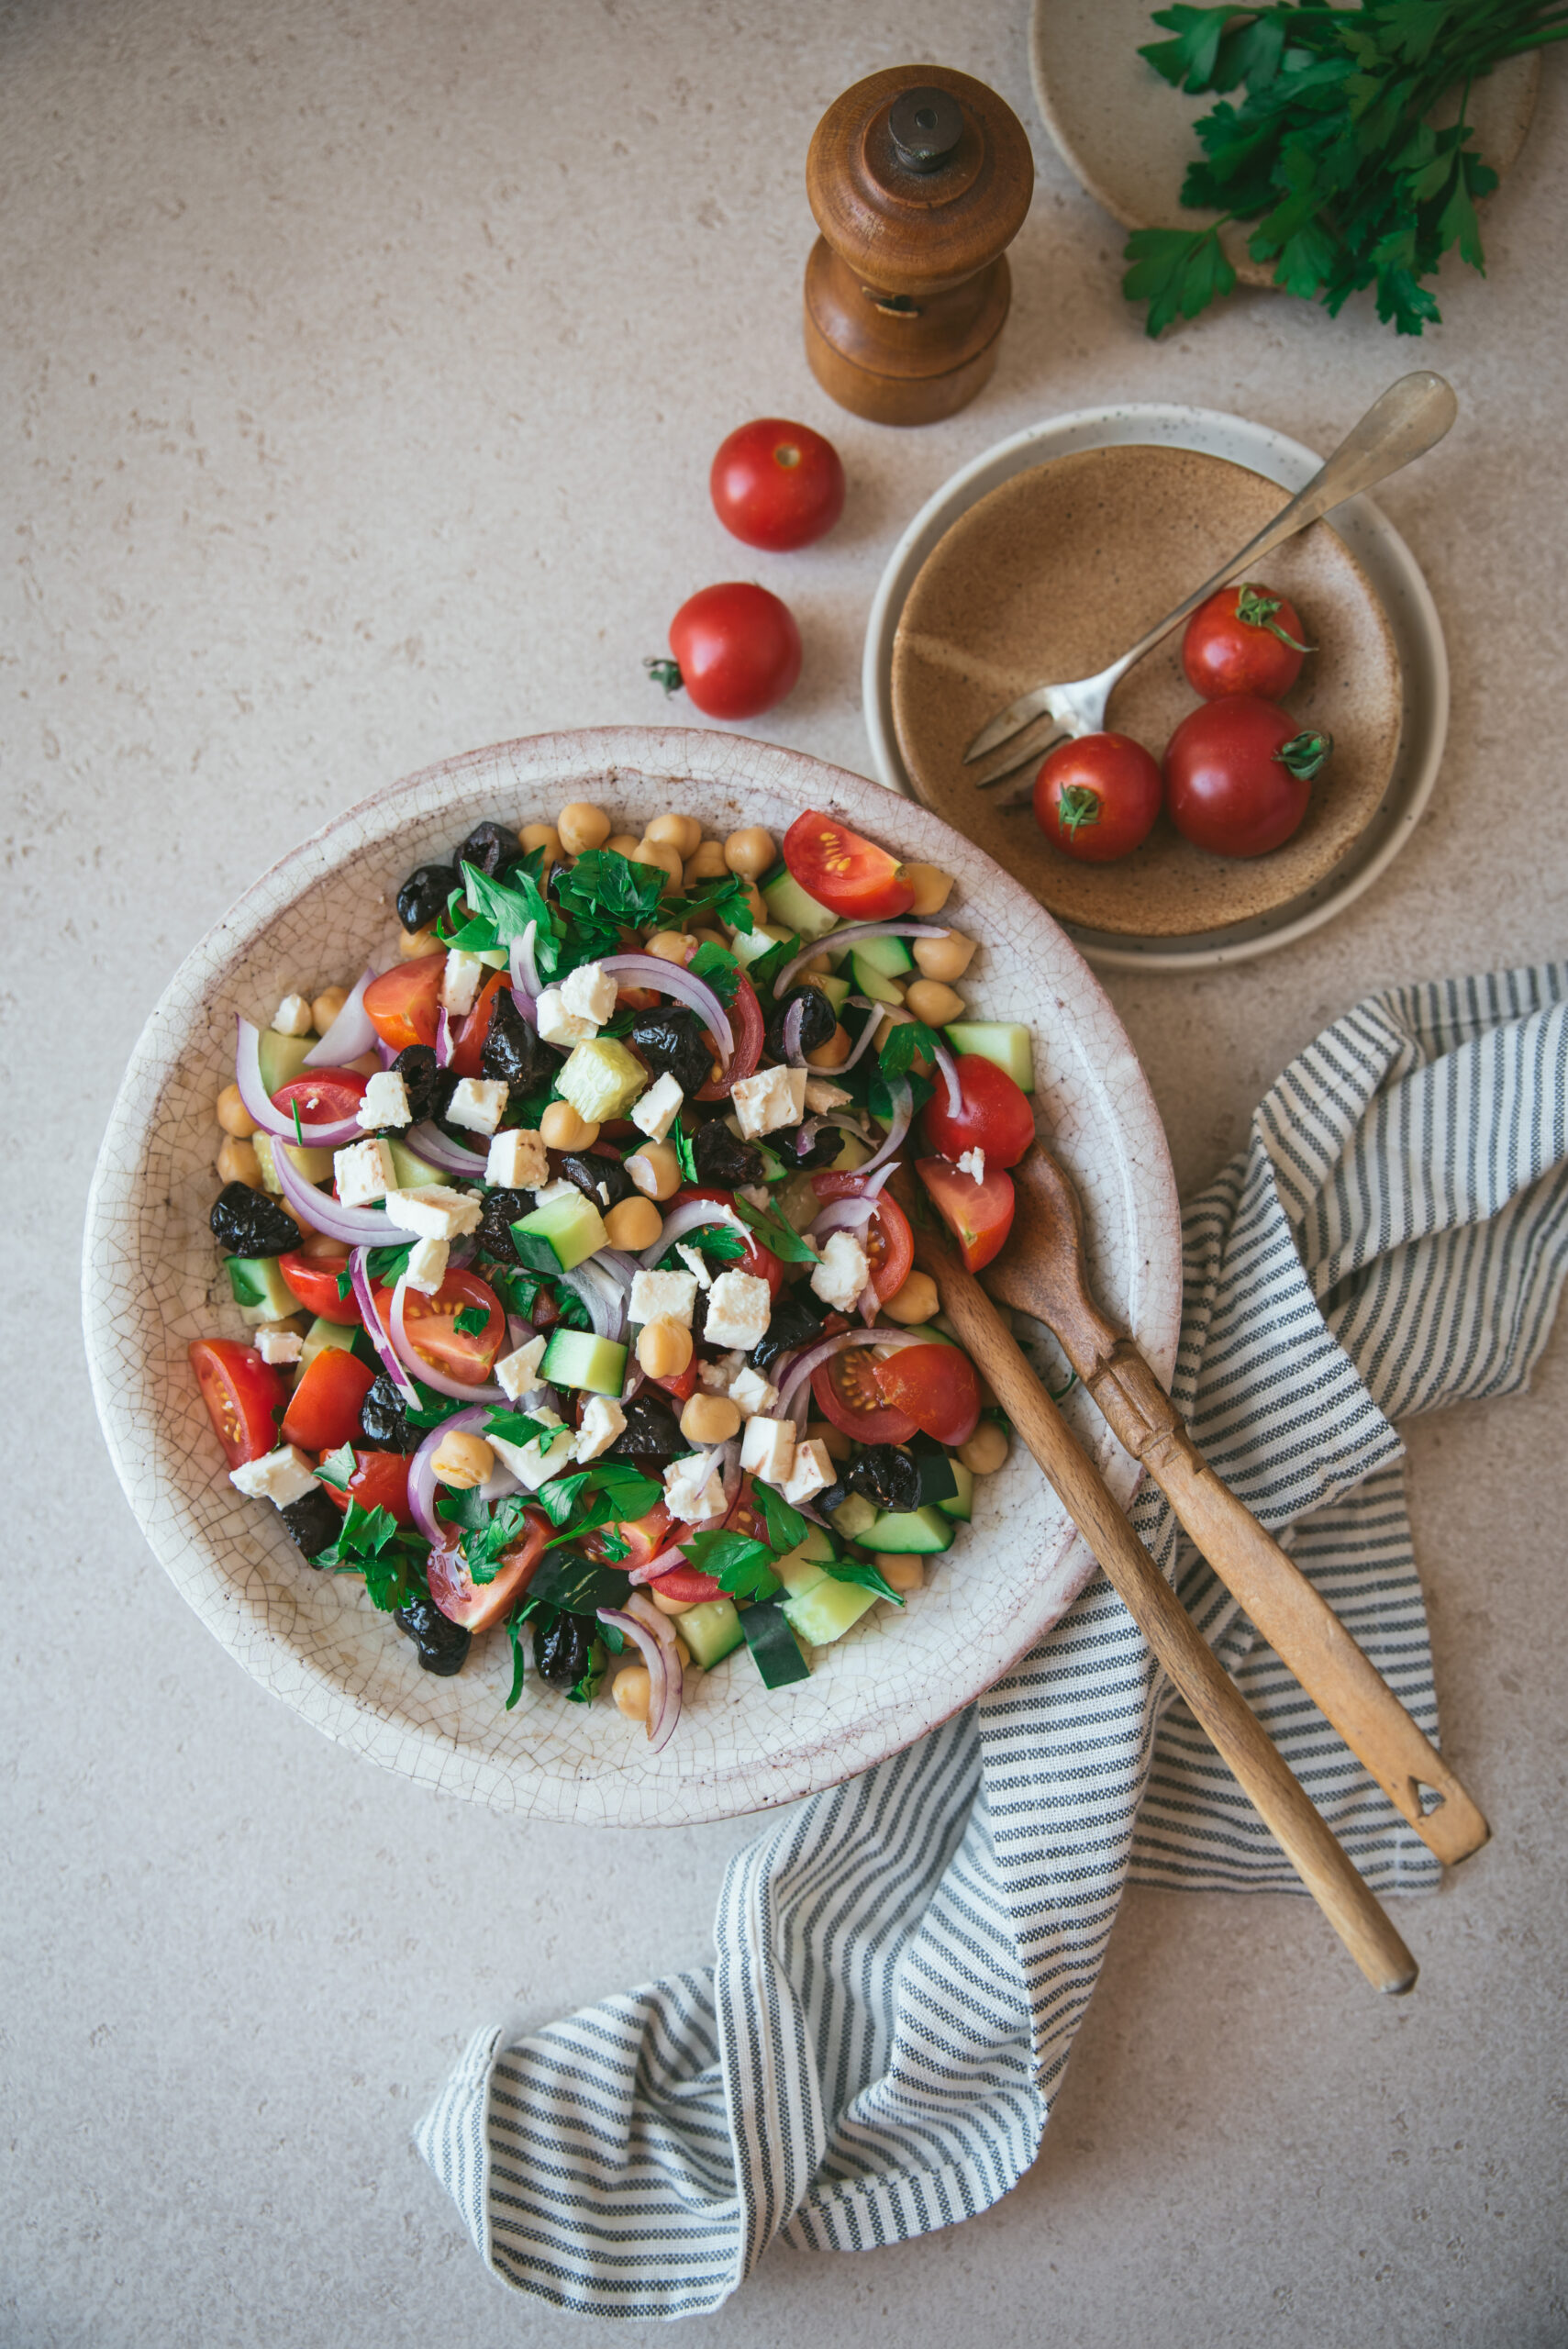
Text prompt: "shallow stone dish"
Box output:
[[83, 727, 1181, 1828]]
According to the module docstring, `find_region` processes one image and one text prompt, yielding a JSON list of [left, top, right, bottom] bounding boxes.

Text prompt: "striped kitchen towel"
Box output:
[[417, 964, 1568, 2319]]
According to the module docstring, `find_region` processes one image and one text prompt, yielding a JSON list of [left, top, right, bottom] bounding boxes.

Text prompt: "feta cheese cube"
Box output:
[[559, 960, 618, 1027], [675, 1241, 712, 1291], [535, 986, 596, 1049], [628, 1268, 697, 1329], [740, 1416, 795, 1486], [630, 1070, 684, 1142], [731, 1063, 808, 1140], [811, 1230, 871, 1313], [804, 1078, 854, 1115], [956, 1146, 986, 1185], [698, 1352, 742, 1394], [253, 1327, 304, 1365], [447, 1077, 508, 1137], [272, 994, 313, 1038], [728, 1365, 780, 1419], [495, 1333, 548, 1400], [440, 951, 485, 1017], [489, 1408, 577, 1490], [486, 1128, 549, 1189], [355, 1069, 412, 1130], [335, 1134, 397, 1208], [782, 1437, 835, 1508], [384, 1185, 484, 1240], [573, 1395, 627, 1464], [663, 1452, 727, 1524], [703, 1268, 772, 1352], [229, 1444, 318, 1507], [529, 1176, 579, 1209], [404, 1236, 450, 1295]]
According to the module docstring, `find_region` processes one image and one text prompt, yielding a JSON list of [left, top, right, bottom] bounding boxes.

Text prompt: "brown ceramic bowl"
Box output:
[[890, 444, 1403, 939]]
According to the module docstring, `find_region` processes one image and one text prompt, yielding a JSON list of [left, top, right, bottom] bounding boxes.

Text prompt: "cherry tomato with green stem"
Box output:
[[646, 584, 801, 720], [1183, 582, 1312, 702], [1033, 733, 1162, 863], [1164, 696, 1331, 858]]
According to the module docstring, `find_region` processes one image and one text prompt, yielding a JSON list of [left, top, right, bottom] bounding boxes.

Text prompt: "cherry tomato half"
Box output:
[[428, 1508, 551, 1632], [1183, 582, 1311, 702], [873, 1343, 981, 1447], [450, 969, 506, 1079], [318, 1447, 414, 1527], [364, 954, 445, 1052], [782, 809, 915, 922], [695, 972, 764, 1102], [672, 1187, 784, 1297], [917, 1156, 1016, 1274], [646, 1564, 724, 1606], [919, 1055, 1035, 1170], [372, 1270, 506, 1384], [1033, 733, 1162, 863], [811, 1172, 914, 1303], [653, 583, 801, 720], [189, 1338, 284, 1469], [1164, 695, 1332, 859], [811, 1346, 918, 1445], [281, 1345, 377, 1453], [270, 1067, 369, 1126], [709, 417, 846, 551], [279, 1234, 360, 1325], [583, 1500, 673, 1575]]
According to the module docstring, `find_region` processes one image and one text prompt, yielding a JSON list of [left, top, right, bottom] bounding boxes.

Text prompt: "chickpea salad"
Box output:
[[193, 801, 1037, 1749]]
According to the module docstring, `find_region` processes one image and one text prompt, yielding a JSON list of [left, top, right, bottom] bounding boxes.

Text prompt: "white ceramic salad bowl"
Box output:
[[83, 726, 1181, 1827]]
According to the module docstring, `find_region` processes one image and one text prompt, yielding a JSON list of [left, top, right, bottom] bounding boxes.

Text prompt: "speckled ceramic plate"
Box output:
[[83, 728, 1181, 1828]]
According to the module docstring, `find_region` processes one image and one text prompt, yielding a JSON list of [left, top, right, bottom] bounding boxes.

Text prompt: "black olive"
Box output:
[[359, 1374, 420, 1453], [561, 1152, 636, 1210], [395, 862, 457, 933], [394, 1594, 473, 1676], [751, 1288, 826, 1372], [393, 1044, 458, 1125], [629, 1006, 715, 1097], [210, 1183, 301, 1259], [816, 1476, 851, 1517], [457, 819, 520, 880], [279, 1486, 345, 1559], [479, 1187, 535, 1265], [606, 1389, 685, 1461], [770, 1121, 842, 1173], [845, 1444, 923, 1512], [534, 1610, 595, 1687], [481, 988, 555, 1092], [693, 1119, 764, 1188], [765, 985, 836, 1062]]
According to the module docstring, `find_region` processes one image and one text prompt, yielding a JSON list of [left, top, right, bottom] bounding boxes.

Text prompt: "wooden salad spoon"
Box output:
[[888, 1169, 1420, 1995], [981, 1145, 1489, 1866]]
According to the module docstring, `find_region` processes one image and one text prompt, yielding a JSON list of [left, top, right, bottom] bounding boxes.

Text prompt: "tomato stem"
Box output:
[[1236, 583, 1313, 654], [1056, 784, 1102, 840], [644, 657, 684, 696], [1275, 728, 1333, 781]]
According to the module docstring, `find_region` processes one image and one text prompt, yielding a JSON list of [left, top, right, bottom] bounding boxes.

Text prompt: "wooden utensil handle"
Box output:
[[924, 1247, 1418, 1994], [1087, 1346, 1489, 1865]]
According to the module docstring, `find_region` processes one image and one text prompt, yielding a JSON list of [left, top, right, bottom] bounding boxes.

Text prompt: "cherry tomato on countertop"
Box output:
[[364, 954, 445, 1052], [1182, 581, 1311, 703], [1033, 733, 1162, 863], [917, 1156, 1017, 1274], [647, 583, 801, 720], [783, 809, 915, 921], [919, 1054, 1035, 1170], [710, 417, 845, 551], [873, 1343, 981, 1448], [189, 1339, 285, 1469], [1164, 696, 1332, 859], [281, 1345, 377, 1453]]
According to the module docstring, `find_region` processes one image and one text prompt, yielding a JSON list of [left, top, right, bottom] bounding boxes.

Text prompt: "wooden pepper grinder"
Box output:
[[804, 65, 1034, 428]]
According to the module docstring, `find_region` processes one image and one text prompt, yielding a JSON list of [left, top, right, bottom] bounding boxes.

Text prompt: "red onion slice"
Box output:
[[771, 921, 949, 1001], [234, 1018, 364, 1148], [510, 920, 542, 999], [776, 1324, 933, 1426], [597, 1609, 680, 1752], [375, 1038, 397, 1070], [932, 1042, 963, 1119], [840, 1004, 886, 1074], [406, 1402, 518, 1547], [639, 1199, 743, 1264], [406, 1119, 489, 1178], [810, 1197, 880, 1238], [271, 1123, 420, 1245], [597, 952, 732, 1061], [623, 1589, 679, 1647], [558, 1261, 627, 1341], [389, 1275, 506, 1401], [781, 996, 807, 1067], [858, 1077, 912, 1176], [627, 1542, 689, 1588], [349, 1247, 419, 1407], [435, 1008, 454, 1069], [304, 969, 378, 1069]]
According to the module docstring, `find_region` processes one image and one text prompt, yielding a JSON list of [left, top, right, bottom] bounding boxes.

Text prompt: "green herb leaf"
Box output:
[[733, 1192, 821, 1266], [756, 1481, 808, 1558], [291, 1101, 305, 1148], [680, 1527, 782, 1603], [401, 1380, 473, 1430], [312, 1497, 425, 1612], [335, 1267, 356, 1302], [738, 930, 805, 1001], [447, 857, 559, 973], [664, 871, 756, 936], [687, 938, 741, 1006], [533, 1460, 662, 1531], [659, 1223, 746, 1272], [1121, 222, 1238, 338], [879, 1020, 942, 1081], [365, 1241, 414, 1286], [553, 848, 667, 951], [822, 1553, 905, 1606], [672, 1121, 701, 1186], [453, 1304, 490, 1337], [314, 1442, 357, 1493], [504, 1605, 530, 1709], [484, 1409, 552, 1449]]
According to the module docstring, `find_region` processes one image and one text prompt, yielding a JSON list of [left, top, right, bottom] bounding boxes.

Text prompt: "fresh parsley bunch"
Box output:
[[1123, 0, 1566, 336]]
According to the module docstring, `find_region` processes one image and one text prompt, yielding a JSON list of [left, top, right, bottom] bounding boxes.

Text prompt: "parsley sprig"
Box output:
[[312, 1498, 427, 1613]]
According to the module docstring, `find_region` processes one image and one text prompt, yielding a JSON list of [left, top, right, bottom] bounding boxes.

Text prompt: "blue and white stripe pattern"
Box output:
[[417, 966, 1568, 2319]]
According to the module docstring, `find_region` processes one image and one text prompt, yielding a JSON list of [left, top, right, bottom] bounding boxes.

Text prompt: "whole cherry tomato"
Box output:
[[782, 809, 915, 921], [710, 417, 845, 551], [1164, 696, 1331, 858], [1183, 582, 1311, 702], [919, 1055, 1035, 1169], [1033, 733, 1162, 863], [649, 584, 801, 719]]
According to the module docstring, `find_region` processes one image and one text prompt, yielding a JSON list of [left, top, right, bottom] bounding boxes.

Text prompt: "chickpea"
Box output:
[[959, 1420, 1010, 1475], [604, 1196, 663, 1252], [806, 1419, 851, 1463], [684, 839, 728, 883], [687, 928, 728, 954], [805, 1023, 851, 1071], [431, 1430, 495, 1489], [904, 863, 954, 918], [672, 1633, 692, 1668], [540, 1101, 600, 1151], [646, 930, 694, 966], [881, 1270, 940, 1326], [876, 1553, 925, 1594], [613, 1665, 651, 1723], [645, 812, 703, 859], [650, 1586, 695, 1618], [310, 984, 350, 1036], [606, 833, 641, 858], [681, 1393, 740, 1445], [398, 923, 439, 959], [632, 837, 684, 888], [637, 1318, 693, 1379], [912, 930, 977, 984], [557, 800, 611, 856], [345, 1050, 383, 1076], [518, 821, 564, 866], [724, 826, 774, 881], [905, 978, 966, 1029], [217, 1136, 263, 1188], [626, 1141, 681, 1201], [216, 1082, 258, 1139]]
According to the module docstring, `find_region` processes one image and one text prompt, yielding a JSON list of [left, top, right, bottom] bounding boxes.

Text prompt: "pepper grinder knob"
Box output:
[[804, 64, 1034, 428]]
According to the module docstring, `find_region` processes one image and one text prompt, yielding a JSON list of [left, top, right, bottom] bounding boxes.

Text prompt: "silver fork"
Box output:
[[962, 372, 1458, 797]]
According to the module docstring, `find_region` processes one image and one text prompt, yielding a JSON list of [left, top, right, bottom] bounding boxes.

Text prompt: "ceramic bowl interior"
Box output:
[[83, 727, 1182, 1827]]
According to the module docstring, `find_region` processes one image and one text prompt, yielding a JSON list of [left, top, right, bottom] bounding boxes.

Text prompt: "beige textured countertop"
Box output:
[[6, 3, 1564, 2342]]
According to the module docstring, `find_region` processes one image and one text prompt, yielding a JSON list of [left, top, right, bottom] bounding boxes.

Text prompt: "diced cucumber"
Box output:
[[511, 1189, 607, 1275], [782, 1575, 880, 1648], [862, 1503, 956, 1554], [776, 1173, 824, 1232], [829, 1130, 869, 1174], [387, 1136, 454, 1191], [557, 1037, 647, 1124], [912, 1448, 959, 1507], [828, 1492, 879, 1542], [814, 973, 851, 1014], [257, 1030, 315, 1095], [762, 867, 840, 943], [728, 923, 789, 973], [539, 1327, 628, 1395], [773, 1525, 836, 1597], [474, 946, 510, 970], [850, 951, 904, 1007], [226, 1255, 295, 1319], [880, 1322, 955, 1349], [252, 1134, 334, 1194], [740, 1600, 812, 1687], [852, 933, 914, 978], [680, 1597, 744, 1668], [943, 1019, 1034, 1094], [939, 1460, 974, 1522], [299, 1314, 360, 1377]]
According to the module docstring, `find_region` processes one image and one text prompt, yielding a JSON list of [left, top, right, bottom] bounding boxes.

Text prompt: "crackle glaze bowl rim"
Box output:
[[83, 726, 1182, 1828]]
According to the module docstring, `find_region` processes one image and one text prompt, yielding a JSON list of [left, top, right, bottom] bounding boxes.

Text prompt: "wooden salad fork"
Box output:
[[887, 1169, 1419, 1995], [981, 1145, 1489, 1866]]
